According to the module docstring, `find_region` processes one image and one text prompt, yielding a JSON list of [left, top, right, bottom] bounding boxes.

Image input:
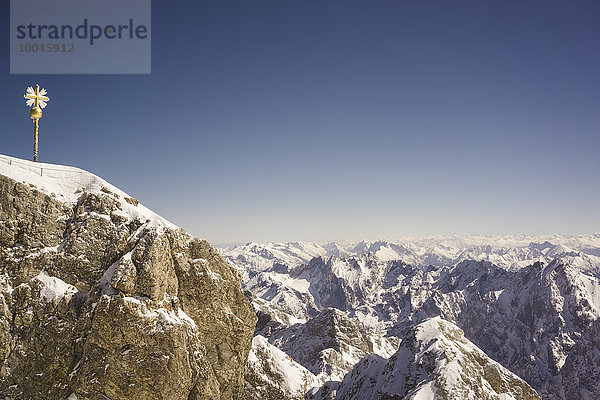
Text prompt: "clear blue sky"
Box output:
[[1, 1, 599, 244]]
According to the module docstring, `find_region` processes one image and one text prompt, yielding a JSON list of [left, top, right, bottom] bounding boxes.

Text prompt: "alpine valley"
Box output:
[[222, 235, 600, 399]]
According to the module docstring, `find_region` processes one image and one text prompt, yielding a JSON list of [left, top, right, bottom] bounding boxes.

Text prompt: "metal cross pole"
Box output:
[[24, 84, 50, 162]]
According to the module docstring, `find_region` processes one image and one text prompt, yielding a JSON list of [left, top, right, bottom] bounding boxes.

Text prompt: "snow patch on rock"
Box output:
[[34, 271, 78, 302]]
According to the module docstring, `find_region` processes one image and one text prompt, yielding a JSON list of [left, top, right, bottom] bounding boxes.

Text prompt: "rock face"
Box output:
[[307, 318, 541, 400], [0, 157, 256, 400], [262, 308, 397, 381]]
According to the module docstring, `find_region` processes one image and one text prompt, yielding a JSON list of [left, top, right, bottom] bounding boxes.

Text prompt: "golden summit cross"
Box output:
[[25, 84, 49, 108], [24, 84, 50, 162]]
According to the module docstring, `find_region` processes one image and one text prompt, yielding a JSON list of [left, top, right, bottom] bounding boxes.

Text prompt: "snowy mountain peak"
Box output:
[[309, 317, 540, 400]]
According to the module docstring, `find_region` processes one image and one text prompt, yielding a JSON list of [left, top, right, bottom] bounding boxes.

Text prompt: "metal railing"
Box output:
[[0, 155, 89, 177]]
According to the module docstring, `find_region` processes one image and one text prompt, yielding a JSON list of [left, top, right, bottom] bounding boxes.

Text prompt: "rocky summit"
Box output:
[[0, 155, 256, 400]]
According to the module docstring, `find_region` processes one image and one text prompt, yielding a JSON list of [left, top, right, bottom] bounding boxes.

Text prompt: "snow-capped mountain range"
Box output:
[[224, 236, 600, 273], [223, 237, 600, 399]]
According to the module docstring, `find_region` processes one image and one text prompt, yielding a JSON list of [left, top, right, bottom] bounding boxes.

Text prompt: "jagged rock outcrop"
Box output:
[[0, 157, 256, 400]]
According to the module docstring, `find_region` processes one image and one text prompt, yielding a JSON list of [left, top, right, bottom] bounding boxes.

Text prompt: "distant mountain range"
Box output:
[[222, 236, 600, 399], [223, 235, 600, 272]]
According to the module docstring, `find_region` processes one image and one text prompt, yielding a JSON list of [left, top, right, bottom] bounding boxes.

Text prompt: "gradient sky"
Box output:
[[1, 1, 599, 244]]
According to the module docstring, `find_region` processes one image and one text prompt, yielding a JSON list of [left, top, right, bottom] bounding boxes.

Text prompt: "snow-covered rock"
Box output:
[[308, 318, 540, 400], [243, 335, 322, 400], [263, 308, 397, 382]]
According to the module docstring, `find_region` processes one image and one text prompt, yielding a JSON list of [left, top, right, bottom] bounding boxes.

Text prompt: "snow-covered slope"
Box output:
[[308, 318, 540, 400], [244, 335, 322, 399], [0, 154, 176, 230]]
